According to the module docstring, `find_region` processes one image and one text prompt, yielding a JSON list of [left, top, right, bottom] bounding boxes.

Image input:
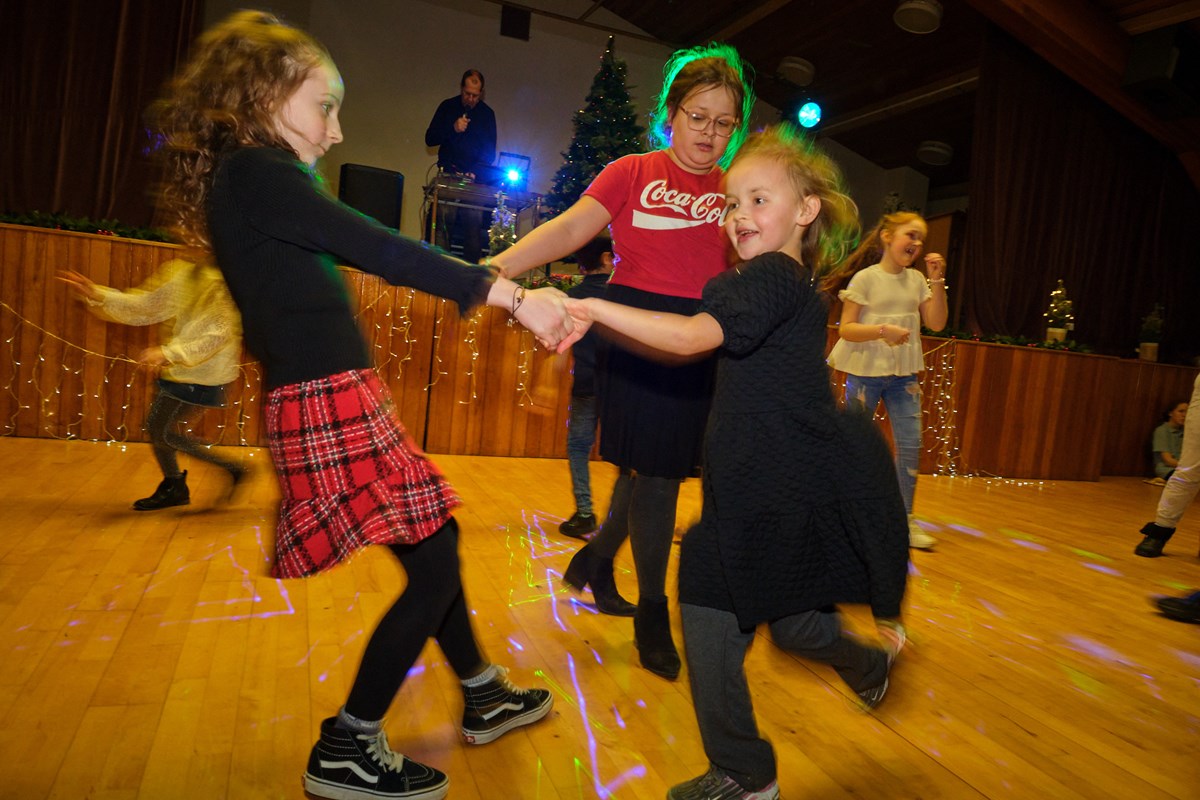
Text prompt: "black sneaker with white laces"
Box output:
[[303, 717, 448, 800], [461, 665, 553, 744]]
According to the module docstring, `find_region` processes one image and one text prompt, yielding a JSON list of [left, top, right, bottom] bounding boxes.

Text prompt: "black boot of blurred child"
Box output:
[[133, 471, 189, 511]]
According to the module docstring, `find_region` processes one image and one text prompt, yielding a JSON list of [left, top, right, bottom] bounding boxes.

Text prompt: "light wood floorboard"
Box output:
[[0, 437, 1197, 799]]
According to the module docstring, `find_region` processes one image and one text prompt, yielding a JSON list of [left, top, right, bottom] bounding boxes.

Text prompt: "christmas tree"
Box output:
[[1043, 279, 1074, 328], [543, 37, 645, 217], [488, 194, 518, 256]]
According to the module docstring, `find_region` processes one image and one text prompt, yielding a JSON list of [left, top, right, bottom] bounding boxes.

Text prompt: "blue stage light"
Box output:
[[797, 101, 822, 129], [506, 168, 522, 184]]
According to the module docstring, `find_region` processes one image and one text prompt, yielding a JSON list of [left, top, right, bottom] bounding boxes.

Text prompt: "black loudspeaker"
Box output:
[[500, 4, 530, 41], [1122, 25, 1200, 120], [338, 163, 404, 229]]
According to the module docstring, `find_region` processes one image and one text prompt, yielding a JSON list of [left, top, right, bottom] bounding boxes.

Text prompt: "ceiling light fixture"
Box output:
[[777, 56, 815, 87], [894, 0, 943, 35], [916, 140, 953, 166]]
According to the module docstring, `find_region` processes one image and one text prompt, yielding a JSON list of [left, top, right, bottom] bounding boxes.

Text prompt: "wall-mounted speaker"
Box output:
[[338, 163, 404, 229], [1122, 25, 1200, 120], [500, 5, 531, 41]]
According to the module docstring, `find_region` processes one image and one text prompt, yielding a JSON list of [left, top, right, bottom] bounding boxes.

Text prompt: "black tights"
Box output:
[[586, 469, 681, 601], [343, 518, 485, 721], [144, 391, 239, 477]]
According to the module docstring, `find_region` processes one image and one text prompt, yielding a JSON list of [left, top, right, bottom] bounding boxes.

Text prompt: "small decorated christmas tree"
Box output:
[[488, 193, 518, 256], [543, 37, 645, 217], [1043, 279, 1074, 329]]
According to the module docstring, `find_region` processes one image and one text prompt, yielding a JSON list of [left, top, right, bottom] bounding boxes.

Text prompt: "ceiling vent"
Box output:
[[917, 140, 953, 166], [894, 0, 943, 35], [777, 57, 815, 87]]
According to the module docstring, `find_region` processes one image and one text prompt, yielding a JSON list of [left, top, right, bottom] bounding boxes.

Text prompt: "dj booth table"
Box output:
[[422, 175, 542, 258]]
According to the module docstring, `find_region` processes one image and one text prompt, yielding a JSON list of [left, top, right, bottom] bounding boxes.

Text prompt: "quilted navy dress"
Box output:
[[679, 252, 909, 627]]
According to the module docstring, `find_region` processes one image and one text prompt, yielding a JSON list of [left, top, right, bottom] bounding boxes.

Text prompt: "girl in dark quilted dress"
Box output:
[[560, 126, 910, 800]]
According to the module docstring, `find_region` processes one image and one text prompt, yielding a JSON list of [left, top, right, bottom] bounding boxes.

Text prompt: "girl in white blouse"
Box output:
[[826, 212, 948, 549]]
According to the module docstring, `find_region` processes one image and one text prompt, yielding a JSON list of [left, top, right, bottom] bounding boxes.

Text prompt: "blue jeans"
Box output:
[[566, 394, 598, 515], [844, 374, 922, 514]]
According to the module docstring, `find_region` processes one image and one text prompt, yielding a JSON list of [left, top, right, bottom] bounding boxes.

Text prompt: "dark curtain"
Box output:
[[0, 0, 203, 226], [962, 29, 1200, 362]]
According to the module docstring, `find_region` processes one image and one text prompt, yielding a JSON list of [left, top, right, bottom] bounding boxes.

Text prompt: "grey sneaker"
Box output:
[[667, 765, 780, 799], [857, 622, 907, 710]]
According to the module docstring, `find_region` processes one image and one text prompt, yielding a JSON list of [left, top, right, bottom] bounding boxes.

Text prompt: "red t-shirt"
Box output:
[[583, 150, 729, 299]]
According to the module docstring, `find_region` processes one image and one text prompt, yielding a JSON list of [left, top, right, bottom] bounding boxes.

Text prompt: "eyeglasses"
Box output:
[[678, 106, 737, 138]]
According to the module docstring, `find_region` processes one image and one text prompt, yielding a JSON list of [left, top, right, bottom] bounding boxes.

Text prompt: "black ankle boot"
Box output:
[[133, 470, 190, 511], [1135, 522, 1175, 557], [634, 596, 680, 680], [562, 546, 636, 617]]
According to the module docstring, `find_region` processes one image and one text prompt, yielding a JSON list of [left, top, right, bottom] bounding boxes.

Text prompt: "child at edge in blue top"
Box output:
[[559, 125, 910, 800]]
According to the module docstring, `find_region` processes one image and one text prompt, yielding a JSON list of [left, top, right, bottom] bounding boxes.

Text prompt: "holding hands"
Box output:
[[506, 284, 576, 350]]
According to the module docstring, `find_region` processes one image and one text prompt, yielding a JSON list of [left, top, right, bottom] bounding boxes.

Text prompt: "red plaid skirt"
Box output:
[[265, 369, 460, 578]]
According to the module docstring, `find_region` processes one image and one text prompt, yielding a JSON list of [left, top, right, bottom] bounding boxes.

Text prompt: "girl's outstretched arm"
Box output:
[[562, 296, 723, 357], [491, 197, 612, 279]]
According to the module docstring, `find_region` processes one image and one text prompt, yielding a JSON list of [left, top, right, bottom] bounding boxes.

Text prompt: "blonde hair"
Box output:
[[731, 125, 859, 278], [148, 10, 332, 253], [648, 43, 754, 169], [822, 211, 926, 293]]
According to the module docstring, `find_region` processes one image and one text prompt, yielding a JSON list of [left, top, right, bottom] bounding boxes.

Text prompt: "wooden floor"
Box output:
[[0, 437, 1197, 800]]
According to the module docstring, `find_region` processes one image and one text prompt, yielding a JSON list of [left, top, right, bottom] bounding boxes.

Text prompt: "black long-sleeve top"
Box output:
[[424, 96, 497, 174], [207, 146, 493, 390]]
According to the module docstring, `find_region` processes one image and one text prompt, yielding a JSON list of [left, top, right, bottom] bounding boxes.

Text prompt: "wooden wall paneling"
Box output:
[[449, 305, 485, 455], [394, 290, 438, 448], [13, 229, 47, 437], [77, 237, 110, 442], [466, 309, 504, 456], [475, 309, 518, 455], [35, 232, 70, 439], [0, 228, 20, 435], [421, 297, 467, 455], [56, 236, 91, 440]]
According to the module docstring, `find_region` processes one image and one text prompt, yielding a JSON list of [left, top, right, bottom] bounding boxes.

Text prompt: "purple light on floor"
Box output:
[[567, 652, 645, 798], [1062, 635, 1134, 667], [1082, 563, 1123, 577], [948, 524, 985, 537], [1010, 539, 1048, 551], [977, 598, 1005, 618], [507, 637, 525, 652], [1172, 649, 1200, 669]]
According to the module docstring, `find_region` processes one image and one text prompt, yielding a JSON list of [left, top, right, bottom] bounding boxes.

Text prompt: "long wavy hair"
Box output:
[[647, 42, 755, 170], [147, 10, 331, 253], [821, 211, 926, 294], [731, 125, 859, 279]]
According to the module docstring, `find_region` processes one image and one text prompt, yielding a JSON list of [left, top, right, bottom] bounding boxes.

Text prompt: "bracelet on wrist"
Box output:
[[506, 284, 527, 327]]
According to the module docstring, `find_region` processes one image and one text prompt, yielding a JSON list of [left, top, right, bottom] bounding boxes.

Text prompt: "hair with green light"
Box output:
[[731, 125, 860, 279], [648, 42, 755, 170]]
